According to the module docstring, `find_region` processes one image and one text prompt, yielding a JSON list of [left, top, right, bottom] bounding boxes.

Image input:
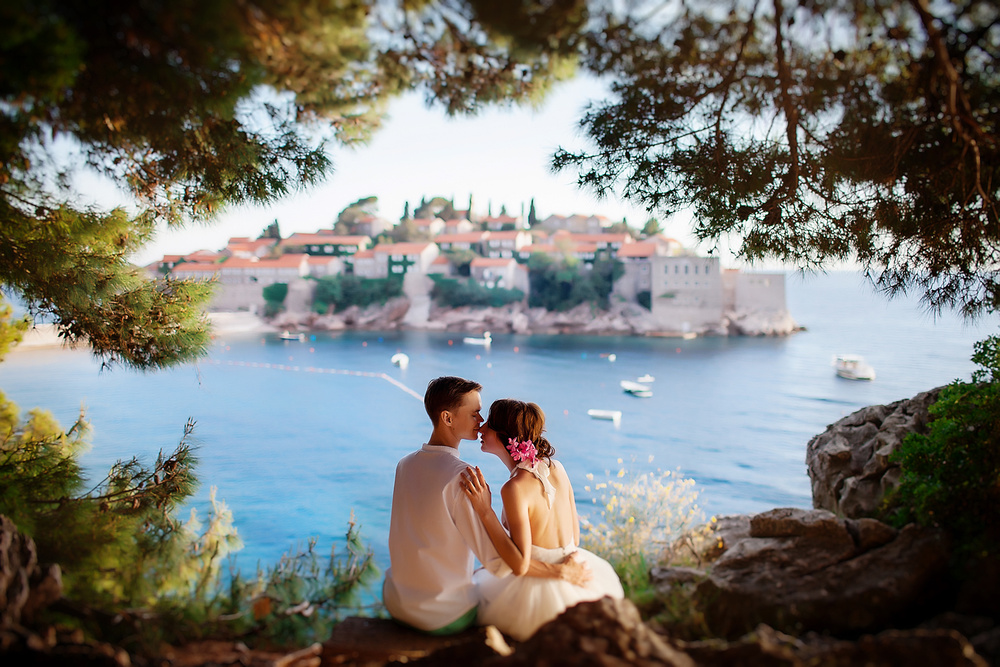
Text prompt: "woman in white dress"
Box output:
[[461, 399, 624, 641]]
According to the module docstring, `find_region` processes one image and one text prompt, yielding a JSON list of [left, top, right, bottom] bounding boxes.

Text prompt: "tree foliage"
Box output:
[[528, 255, 623, 311], [1, 0, 584, 369], [313, 274, 403, 312], [430, 275, 524, 307], [882, 334, 1000, 567], [554, 0, 1000, 316]]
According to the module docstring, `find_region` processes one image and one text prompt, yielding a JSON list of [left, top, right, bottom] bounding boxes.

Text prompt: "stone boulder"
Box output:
[[724, 309, 799, 336], [681, 623, 988, 667], [488, 597, 695, 667], [806, 388, 942, 518], [690, 508, 950, 638]]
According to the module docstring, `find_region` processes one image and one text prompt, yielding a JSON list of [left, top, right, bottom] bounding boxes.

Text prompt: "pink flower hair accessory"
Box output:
[[507, 437, 538, 466]]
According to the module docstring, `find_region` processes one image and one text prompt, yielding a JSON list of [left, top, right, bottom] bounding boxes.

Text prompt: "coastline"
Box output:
[[7, 312, 278, 355], [7, 302, 799, 356]]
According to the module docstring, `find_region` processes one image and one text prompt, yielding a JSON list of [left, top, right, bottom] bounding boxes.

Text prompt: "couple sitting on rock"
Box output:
[[382, 376, 624, 641]]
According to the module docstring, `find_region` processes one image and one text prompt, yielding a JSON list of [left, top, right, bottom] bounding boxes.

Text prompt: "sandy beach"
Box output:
[[8, 312, 274, 354]]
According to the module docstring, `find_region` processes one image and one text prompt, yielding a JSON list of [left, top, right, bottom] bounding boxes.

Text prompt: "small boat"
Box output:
[[463, 331, 492, 346], [587, 409, 622, 427], [391, 352, 409, 369], [636, 374, 655, 383], [620, 380, 652, 398], [279, 331, 306, 342], [834, 354, 876, 381]]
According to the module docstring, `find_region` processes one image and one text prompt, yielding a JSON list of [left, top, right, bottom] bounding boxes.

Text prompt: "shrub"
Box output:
[[881, 334, 1000, 567], [579, 458, 708, 597], [313, 274, 403, 312], [528, 257, 623, 311], [430, 275, 523, 308], [637, 291, 651, 310], [0, 392, 379, 655], [262, 282, 288, 317]]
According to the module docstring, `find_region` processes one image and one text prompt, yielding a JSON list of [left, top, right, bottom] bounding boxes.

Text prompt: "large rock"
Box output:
[[806, 388, 942, 518], [681, 623, 988, 667], [1, 514, 61, 629], [490, 597, 695, 667], [692, 508, 951, 638]]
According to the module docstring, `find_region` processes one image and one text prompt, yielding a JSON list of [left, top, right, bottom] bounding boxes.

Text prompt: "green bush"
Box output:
[[881, 334, 1000, 566], [527, 257, 623, 311], [313, 274, 403, 312], [430, 275, 523, 308], [262, 282, 289, 317], [637, 290, 651, 310]]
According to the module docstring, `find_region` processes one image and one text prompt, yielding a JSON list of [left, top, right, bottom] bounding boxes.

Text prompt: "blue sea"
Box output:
[[1, 271, 995, 577]]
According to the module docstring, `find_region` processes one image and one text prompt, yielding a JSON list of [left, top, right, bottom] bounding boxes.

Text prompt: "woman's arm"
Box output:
[[462, 467, 594, 586]]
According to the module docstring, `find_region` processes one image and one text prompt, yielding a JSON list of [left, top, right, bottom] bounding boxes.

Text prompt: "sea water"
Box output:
[[0, 271, 995, 575]]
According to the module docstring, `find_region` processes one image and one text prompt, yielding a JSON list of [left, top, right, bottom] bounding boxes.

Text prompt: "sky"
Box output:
[[125, 75, 707, 267]]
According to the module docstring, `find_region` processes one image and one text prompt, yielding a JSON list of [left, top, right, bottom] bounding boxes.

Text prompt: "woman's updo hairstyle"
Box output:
[[486, 399, 555, 461]]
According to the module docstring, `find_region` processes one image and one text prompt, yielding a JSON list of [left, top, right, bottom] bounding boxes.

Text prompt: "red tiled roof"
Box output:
[[617, 242, 657, 258], [173, 263, 221, 273], [281, 233, 369, 246], [519, 244, 558, 253], [432, 256, 451, 265], [573, 243, 599, 253], [374, 242, 433, 254], [471, 257, 517, 267], [222, 254, 307, 269], [435, 232, 487, 243], [411, 218, 442, 227], [352, 249, 375, 259], [485, 231, 525, 240], [565, 233, 632, 244]]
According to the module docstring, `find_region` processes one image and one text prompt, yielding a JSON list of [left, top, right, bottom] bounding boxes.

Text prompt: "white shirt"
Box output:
[[383, 443, 510, 631]]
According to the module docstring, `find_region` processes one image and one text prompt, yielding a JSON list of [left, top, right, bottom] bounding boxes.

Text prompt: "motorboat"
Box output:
[[391, 352, 409, 369], [620, 380, 652, 398], [834, 354, 876, 381], [463, 331, 492, 346], [636, 374, 655, 383], [587, 409, 622, 426], [279, 331, 306, 342]]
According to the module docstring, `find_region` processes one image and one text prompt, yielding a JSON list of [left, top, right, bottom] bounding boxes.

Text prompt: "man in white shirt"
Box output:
[[383, 376, 588, 634]]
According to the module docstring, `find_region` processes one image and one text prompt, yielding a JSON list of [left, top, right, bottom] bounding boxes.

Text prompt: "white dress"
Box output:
[[472, 460, 625, 641]]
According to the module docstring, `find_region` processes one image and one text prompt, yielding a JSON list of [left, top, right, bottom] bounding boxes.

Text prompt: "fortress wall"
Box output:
[[733, 273, 787, 312]]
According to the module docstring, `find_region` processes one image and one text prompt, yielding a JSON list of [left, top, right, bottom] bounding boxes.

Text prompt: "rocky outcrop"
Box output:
[[693, 508, 950, 637], [265, 298, 800, 337], [806, 388, 942, 518], [723, 308, 800, 336]]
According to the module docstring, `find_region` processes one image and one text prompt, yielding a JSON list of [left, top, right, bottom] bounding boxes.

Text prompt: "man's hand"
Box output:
[[558, 552, 593, 588], [461, 466, 493, 518]]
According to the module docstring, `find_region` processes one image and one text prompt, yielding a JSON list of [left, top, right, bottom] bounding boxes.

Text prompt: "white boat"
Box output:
[[391, 353, 409, 369], [463, 331, 492, 346], [279, 331, 306, 342], [587, 409, 622, 426], [620, 380, 652, 398], [636, 374, 655, 383], [834, 354, 876, 381]]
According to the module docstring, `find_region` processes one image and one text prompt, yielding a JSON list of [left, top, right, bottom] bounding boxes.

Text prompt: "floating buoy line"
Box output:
[[206, 359, 423, 401]]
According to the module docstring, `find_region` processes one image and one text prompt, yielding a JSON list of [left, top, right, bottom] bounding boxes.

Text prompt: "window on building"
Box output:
[[684, 265, 689, 274]]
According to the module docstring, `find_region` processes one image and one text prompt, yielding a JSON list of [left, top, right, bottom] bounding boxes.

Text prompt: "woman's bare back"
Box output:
[[504, 459, 578, 550]]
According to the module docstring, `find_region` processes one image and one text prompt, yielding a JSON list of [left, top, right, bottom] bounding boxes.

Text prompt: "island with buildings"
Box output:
[[148, 204, 798, 337]]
